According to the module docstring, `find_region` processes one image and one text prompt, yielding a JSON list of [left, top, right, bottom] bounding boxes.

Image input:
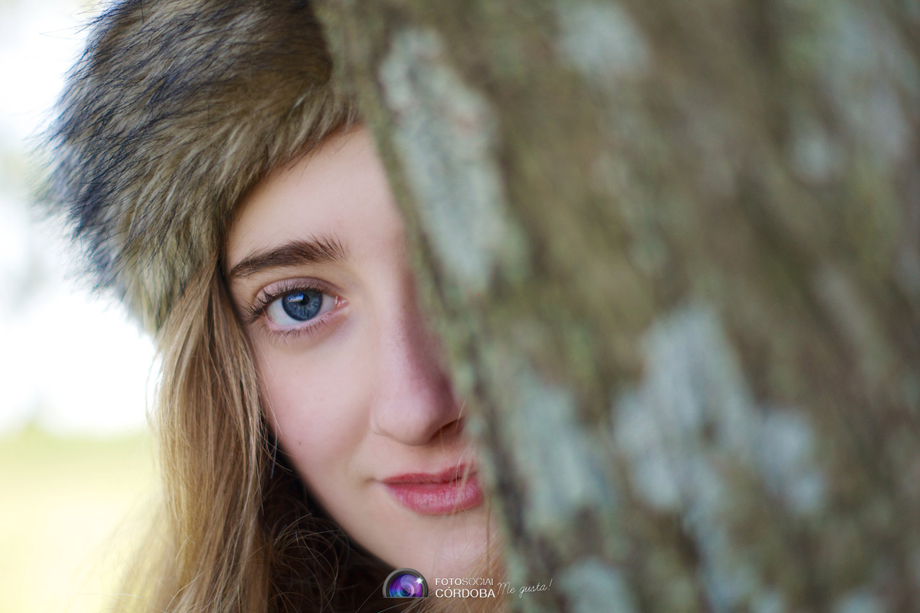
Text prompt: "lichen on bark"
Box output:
[[315, 0, 920, 610]]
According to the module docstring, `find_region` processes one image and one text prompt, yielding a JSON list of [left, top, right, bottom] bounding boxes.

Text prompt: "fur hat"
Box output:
[[41, 0, 356, 331]]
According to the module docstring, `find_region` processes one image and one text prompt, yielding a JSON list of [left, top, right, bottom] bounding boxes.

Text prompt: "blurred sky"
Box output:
[[0, 0, 157, 437]]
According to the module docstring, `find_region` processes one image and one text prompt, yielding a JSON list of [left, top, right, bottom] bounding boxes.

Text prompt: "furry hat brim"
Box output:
[[40, 0, 356, 331]]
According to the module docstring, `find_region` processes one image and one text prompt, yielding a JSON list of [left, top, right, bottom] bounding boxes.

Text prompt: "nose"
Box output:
[[369, 282, 463, 446]]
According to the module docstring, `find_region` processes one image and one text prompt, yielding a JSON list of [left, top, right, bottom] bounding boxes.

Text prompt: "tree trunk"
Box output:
[[314, 1, 920, 611]]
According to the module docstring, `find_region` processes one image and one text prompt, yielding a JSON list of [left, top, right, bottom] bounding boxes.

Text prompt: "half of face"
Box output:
[[224, 127, 495, 581]]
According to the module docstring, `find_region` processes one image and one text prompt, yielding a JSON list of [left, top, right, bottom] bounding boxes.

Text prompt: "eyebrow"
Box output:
[[227, 235, 348, 280]]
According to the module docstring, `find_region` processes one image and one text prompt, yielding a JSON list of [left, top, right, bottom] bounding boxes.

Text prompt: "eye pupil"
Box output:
[[281, 290, 323, 321]]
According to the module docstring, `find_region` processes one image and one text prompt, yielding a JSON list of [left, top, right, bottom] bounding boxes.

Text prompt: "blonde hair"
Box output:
[[117, 258, 391, 612]]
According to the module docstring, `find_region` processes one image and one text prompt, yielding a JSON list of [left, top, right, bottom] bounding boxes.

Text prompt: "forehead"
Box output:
[[225, 127, 402, 268]]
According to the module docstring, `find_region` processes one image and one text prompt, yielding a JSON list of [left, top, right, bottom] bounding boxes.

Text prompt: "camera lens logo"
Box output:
[[383, 568, 429, 598]]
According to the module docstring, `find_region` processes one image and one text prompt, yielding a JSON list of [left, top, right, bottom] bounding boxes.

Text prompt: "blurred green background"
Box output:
[[1, 0, 156, 435], [1, 1, 160, 611], [0, 428, 156, 613]]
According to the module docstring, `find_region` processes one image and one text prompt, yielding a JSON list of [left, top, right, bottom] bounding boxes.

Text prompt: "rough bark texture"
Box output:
[[314, 1, 920, 611]]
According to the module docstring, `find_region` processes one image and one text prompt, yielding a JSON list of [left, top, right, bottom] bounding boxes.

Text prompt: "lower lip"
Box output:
[[384, 473, 484, 515]]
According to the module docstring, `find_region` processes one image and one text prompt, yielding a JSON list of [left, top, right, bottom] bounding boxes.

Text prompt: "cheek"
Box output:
[[255, 341, 372, 472]]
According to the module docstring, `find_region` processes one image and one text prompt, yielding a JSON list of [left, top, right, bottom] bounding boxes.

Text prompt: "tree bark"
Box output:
[[314, 1, 920, 611]]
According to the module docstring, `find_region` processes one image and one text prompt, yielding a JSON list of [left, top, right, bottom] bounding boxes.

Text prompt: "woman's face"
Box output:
[[226, 127, 494, 581]]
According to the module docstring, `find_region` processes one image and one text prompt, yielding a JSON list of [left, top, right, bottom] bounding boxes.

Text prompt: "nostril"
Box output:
[[435, 415, 465, 438]]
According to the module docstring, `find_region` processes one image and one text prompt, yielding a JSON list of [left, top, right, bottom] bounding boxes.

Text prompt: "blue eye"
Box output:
[[282, 290, 322, 320], [265, 288, 335, 327]]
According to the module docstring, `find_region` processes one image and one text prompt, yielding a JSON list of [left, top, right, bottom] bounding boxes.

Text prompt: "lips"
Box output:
[[382, 465, 484, 515]]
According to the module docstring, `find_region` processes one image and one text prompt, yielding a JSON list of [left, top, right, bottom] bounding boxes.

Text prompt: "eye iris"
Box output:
[[281, 290, 323, 321]]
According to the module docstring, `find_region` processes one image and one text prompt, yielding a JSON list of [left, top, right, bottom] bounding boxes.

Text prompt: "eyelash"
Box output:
[[246, 279, 342, 340]]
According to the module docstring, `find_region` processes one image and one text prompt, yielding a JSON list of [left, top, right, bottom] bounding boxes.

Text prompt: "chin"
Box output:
[[385, 504, 499, 582]]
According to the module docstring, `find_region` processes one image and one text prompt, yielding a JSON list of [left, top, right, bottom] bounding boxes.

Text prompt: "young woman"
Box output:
[[42, 0, 502, 610]]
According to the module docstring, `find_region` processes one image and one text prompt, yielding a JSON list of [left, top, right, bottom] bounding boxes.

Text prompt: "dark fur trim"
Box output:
[[40, 0, 356, 330]]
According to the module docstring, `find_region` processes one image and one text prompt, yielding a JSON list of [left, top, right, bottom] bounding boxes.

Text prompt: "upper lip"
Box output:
[[382, 464, 477, 484]]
